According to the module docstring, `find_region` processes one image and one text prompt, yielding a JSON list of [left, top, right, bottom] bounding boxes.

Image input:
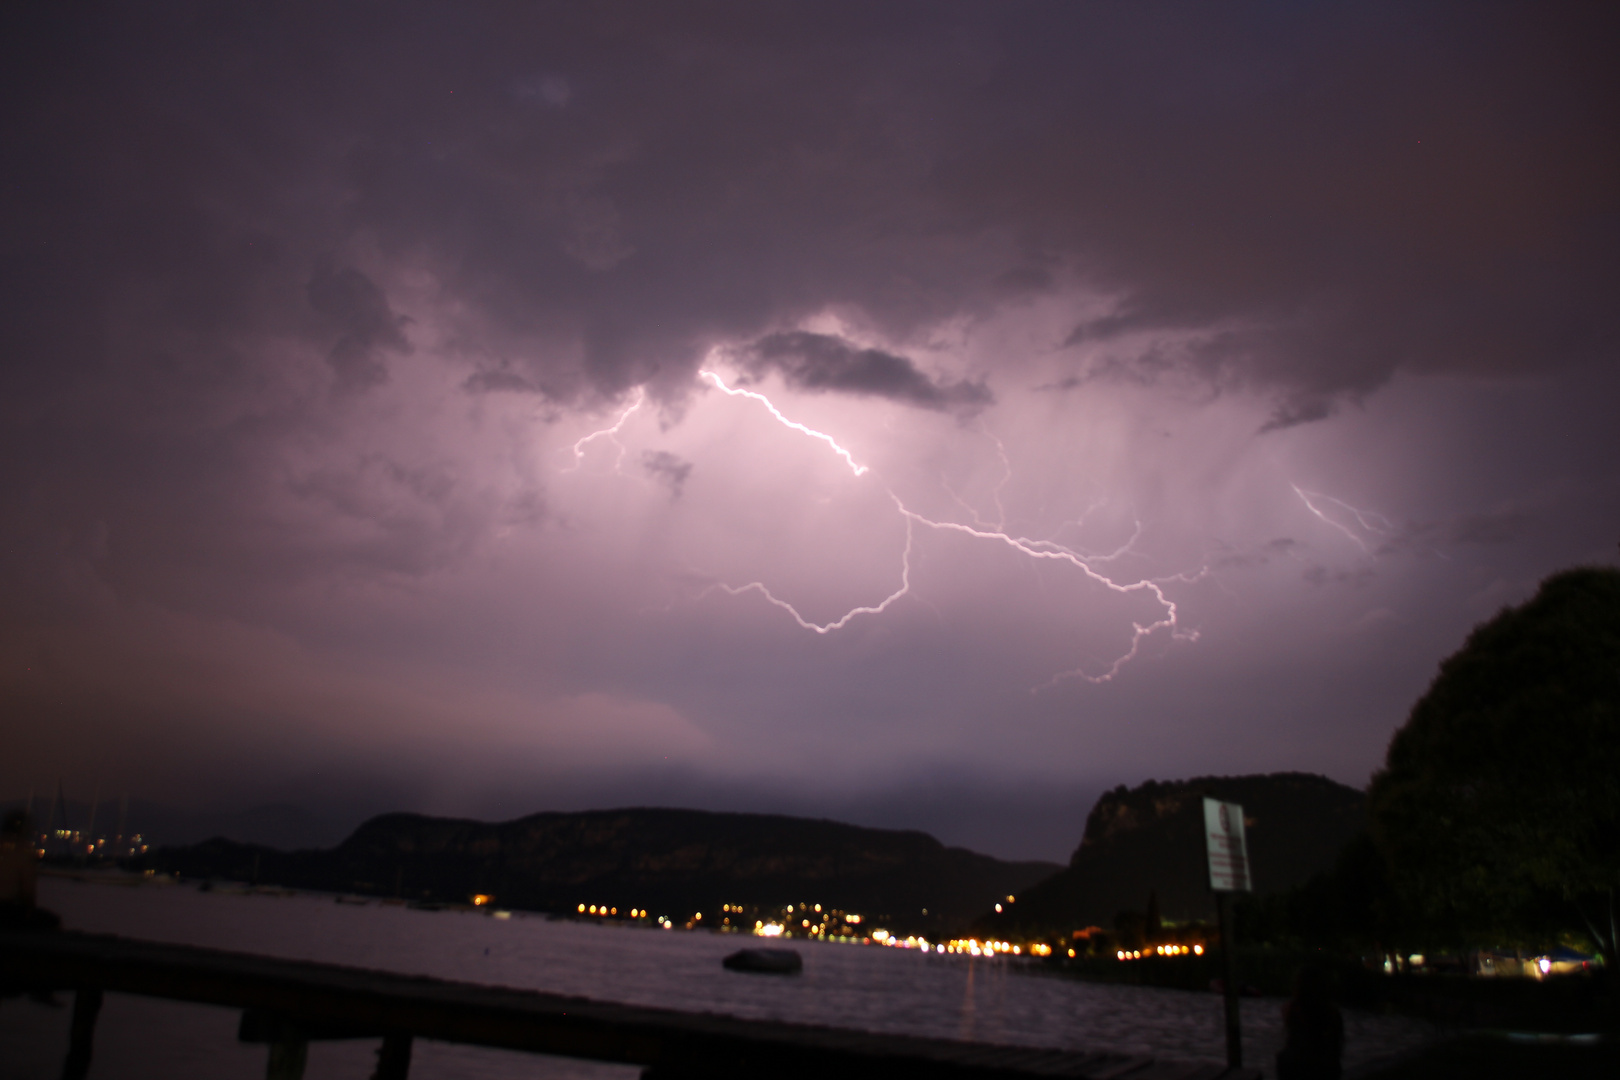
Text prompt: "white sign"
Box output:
[[1203, 797, 1252, 893]]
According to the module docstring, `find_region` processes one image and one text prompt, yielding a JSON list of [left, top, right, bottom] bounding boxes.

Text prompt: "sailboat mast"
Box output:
[[44, 779, 60, 848], [87, 786, 100, 852]]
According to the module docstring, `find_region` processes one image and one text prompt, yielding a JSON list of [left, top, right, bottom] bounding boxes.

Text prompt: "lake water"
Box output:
[[1, 876, 1434, 1079]]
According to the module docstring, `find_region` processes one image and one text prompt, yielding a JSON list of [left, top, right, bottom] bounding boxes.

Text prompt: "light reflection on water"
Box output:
[[0, 878, 1434, 1079]]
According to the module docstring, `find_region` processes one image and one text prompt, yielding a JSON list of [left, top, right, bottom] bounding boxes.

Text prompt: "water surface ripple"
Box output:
[[0, 879, 1434, 1079]]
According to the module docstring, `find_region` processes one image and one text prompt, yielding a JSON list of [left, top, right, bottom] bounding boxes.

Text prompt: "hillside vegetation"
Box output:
[[142, 806, 1059, 933], [978, 772, 1366, 938]]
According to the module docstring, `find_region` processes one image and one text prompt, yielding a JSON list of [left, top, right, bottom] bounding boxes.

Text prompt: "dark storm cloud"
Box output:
[[1377, 507, 1533, 556], [4, 3, 1615, 420], [641, 450, 693, 498], [1259, 396, 1337, 433], [741, 331, 992, 414], [1303, 565, 1377, 590], [307, 259, 410, 391], [1212, 538, 1302, 572], [463, 368, 541, 395], [2, 2, 1618, 848], [955, 5, 1620, 400]]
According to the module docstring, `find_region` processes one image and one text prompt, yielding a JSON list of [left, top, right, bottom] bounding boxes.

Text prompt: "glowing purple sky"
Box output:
[[4, 4, 1617, 858]]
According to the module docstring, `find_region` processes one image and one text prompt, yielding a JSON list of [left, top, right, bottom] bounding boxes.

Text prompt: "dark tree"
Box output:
[[1368, 567, 1620, 966]]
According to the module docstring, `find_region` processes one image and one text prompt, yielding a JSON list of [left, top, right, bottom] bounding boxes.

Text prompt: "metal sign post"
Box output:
[[1203, 797, 1251, 1070]]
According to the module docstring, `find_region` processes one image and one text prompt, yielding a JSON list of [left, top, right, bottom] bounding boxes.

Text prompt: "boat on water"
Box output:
[[722, 948, 803, 975]]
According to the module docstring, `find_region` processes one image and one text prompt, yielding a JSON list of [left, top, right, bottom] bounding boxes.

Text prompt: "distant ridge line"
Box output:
[[141, 804, 1060, 933]]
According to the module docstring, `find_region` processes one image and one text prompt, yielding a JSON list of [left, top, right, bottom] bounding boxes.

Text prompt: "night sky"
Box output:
[[4, 4, 1617, 860]]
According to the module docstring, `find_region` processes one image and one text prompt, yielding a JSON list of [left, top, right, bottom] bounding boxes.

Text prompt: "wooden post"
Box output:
[[60, 987, 103, 1080], [372, 1033, 413, 1080], [266, 1036, 308, 1080], [1216, 892, 1241, 1070]]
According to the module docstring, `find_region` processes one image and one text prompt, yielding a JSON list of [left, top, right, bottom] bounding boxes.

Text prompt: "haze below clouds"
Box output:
[[3, 3, 1617, 860]]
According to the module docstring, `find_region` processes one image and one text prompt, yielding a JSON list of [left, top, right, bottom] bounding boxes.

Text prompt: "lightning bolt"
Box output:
[[982, 425, 1012, 529], [693, 370, 1203, 685], [699, 370, 869, 477], [891, 497, 1202, 686], [701, 516, 916, 634], [942, 424, 1014, 530], [563, 387, 646, 472], [1292, 485, 1394, 553], [1007, 515, 1143, 568], [939, 431, 1142, 571]]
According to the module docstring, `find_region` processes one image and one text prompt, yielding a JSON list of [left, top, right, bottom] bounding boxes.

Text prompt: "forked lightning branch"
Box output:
[[563, 369, 1207, 687]]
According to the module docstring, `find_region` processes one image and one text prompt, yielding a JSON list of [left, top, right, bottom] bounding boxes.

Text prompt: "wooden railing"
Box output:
[[1, 930, 1257, 1080]]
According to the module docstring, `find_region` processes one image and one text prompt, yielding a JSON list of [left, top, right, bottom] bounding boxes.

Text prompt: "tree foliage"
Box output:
[[1368, 567, 1620, 963]]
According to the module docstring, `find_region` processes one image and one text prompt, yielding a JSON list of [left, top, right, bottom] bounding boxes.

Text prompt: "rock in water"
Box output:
[[722, 948, 803, 974]]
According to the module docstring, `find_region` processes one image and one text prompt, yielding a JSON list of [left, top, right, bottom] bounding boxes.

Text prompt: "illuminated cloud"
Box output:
[[1, 4, 1616, 857]]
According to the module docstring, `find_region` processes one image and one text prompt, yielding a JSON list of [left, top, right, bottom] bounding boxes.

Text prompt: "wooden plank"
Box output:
[[1, 930, 1258, 1080]]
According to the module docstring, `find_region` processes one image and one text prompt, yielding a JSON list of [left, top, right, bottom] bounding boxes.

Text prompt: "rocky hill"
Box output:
[[142, 807, 1059, 933], [978, 772, 1366, 936]]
